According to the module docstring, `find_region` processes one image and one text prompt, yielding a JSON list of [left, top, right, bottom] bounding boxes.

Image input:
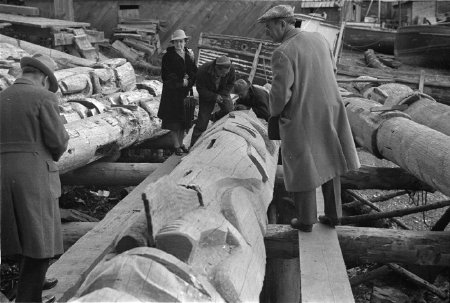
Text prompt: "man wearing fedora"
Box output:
[[1, 54, 69, 302], [189, 55, 235, 148], [233, 79, 270, 121], [258, 5, 360, 232]]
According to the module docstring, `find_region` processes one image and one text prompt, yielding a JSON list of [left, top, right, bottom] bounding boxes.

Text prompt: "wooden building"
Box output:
[[22, 0, 345, 50]]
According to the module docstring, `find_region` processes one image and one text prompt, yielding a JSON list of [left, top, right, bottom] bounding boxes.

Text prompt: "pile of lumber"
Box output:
[[0, 4, 105, 61], [111, 17, 161, 72]]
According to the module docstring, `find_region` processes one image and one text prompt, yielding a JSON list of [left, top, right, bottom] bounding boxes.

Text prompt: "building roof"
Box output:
[[300, 0, 343, 8]]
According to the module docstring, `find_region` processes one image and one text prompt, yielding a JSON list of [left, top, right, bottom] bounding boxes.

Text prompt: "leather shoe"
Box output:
[[43, 294, 56, 303], [318, 215, 340, 228], [290, 218, 313, 232], [43, 278, 58, 290]]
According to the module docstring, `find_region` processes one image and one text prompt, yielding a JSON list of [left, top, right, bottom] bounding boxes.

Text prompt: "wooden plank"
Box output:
[[418, 69, 425, 92], [42, 155, 182, 302], [0, 12, 89, 29], [298, 188, 354, 303], [0, 4, 39, 16], [248, 42, 262, 84]]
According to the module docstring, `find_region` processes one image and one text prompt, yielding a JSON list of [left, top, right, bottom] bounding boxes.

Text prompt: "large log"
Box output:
[[60, 162, 159, 186], [276, 165, 433, 191], [337, 63, 450, 105], [74, 111, 280, 302], [58, 104, 161, 174], [264, 224, 450, 267], [373, 85, 450, 137], [0, 34, 95, 68], [42, 156, 182, 301], [344, 96, 450, 197]]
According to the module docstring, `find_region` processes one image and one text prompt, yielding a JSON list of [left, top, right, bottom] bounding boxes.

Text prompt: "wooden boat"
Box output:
[[343, 22, 396, 54], [395, 24, 450, 69]]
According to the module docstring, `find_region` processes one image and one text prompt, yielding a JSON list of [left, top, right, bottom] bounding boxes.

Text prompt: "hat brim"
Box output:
[[20, 57, 58, 93], [170, 36, 190, 42]]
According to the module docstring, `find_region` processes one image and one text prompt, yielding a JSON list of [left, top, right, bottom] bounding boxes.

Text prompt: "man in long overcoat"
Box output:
[[258, 6, 360, 231], [189, 56, 235, 147], [1, 54, 69, 302]]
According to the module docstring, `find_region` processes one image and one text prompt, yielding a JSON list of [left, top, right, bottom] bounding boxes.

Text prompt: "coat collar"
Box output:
[[282, 27, 301, 43], [13, 77, 35, 86]]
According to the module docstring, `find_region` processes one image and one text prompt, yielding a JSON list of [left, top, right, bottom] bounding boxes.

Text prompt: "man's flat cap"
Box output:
[[215, 55, 231, 66], [257, 5, 294, 23]]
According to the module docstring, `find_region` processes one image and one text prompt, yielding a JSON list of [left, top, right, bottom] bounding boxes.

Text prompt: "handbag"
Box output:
[[268, 116, 280, 140], [183, 95, 197, 130]]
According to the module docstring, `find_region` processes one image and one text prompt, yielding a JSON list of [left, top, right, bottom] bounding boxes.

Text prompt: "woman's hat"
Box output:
[[20, 53, 58, 93], [171, 29, 190, 42]]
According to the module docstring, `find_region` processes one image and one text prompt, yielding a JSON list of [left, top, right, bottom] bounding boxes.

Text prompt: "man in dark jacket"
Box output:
[[233, 79, 270, 121], [189, 56, 235, 147], [1, 54, 69, 302]]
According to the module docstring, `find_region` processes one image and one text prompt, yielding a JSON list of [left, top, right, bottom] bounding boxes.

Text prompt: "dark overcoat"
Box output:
[[1, 78, 69, 259], [270, 29, 360, 192], [157, 46, 197, 124]]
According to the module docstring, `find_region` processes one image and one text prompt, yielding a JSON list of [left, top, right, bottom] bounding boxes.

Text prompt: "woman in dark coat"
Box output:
[[157, 29, 197, 155]]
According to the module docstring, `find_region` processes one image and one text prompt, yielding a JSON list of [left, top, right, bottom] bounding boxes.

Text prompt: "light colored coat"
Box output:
[[270, 28, 360, 192], [1, 78, 69, 258]]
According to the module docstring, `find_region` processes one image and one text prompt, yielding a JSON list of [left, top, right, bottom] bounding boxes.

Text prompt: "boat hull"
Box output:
[[343, 25, 396, 54], [395, 25, 450, 69]]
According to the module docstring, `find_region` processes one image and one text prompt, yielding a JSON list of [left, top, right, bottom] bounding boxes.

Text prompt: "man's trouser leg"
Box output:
[[321, 177, 342, 221], [190, 100, 215, 147], [293, 190, 318, 225], [16, 257, 49, 303]]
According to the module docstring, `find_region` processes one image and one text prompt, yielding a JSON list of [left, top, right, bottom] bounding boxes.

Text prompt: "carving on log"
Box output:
[[73, 111, 280, 302], [58, 104, 161, 174], [344, 96, 450, 197]]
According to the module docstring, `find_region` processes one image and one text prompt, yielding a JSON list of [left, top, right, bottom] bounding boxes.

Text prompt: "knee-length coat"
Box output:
[[1, 78, 69, 258], [270, 29, 360, 192], [157, 46, 197, 125]]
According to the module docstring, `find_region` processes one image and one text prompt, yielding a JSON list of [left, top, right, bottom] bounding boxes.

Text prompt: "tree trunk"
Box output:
[[60, 162, 160, 186], [337, 63, 450, 105], [0, 34, 95, 68], [264, 224, 450, 267], [340, 199, 450, 225], [276, 165, 434, 191], [58, 104, 161, 174], [383, 91, 450, 137], [344, 96, 450, 197], [78, 111, 280, 302]]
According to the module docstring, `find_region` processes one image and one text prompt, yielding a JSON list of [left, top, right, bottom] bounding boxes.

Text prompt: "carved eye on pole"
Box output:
[[241, 43, 248, 51]]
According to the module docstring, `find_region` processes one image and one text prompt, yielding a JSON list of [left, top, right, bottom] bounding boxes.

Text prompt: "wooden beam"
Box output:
[[298, 188, 354, 303], [264, 224, 450, 267], [0, 4, 39, 16], [248, 42, 262, 84], [42, 156, 182, 302], [0, 34, 95, 68], [60, 162, 160, 186], [276, 165, 434, 191]]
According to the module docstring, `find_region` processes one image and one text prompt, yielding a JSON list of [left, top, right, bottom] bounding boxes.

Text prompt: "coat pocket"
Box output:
[[46, 160, 61, 198]]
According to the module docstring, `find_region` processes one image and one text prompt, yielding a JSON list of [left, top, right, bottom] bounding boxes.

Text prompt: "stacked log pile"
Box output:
[[0, 40, 166, 174]]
